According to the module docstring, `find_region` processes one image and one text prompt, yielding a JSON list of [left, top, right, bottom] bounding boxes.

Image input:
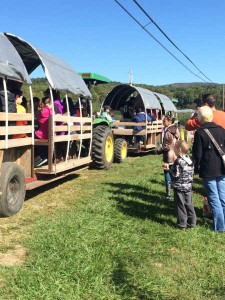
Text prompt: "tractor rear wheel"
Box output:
[[114, 138, 127, 163], [92, 125, 114, 169]]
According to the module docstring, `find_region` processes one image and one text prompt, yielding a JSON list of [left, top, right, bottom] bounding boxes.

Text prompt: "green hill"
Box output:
[[22, 78, 224, 113]]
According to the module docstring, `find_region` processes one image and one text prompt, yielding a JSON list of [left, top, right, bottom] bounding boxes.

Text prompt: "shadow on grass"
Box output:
[[106, 181, 207, 228], [193, 177, 206, 196], [141, 178, 209, 226], [209, 286, 225, 299], [111, 257, 156, 300], [25, 174, 80, 201], [106, 182, 175, 227], [127, 151, 156, 158]]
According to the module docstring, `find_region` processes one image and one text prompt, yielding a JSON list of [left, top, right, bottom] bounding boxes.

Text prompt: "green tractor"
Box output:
[[80, 73, 127, 169], [92, 115, 127, 169]]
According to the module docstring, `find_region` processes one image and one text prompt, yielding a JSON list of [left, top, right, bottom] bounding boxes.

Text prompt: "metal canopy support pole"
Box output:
[[88, 98, 93, 157], [29, 85, 35, 177], [144, 109, 147, 146], [29, 85, 34, 145], [223, 84, 224, 111], [150, 109, 153, 145], [49, 86, 55, 173], [78, 96, 83, 159], [65, 93, 71, 162], [3, 78, 8, 149]]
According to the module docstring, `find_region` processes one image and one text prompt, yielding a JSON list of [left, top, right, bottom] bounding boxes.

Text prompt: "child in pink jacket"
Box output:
[[35, 98, 53, 139]]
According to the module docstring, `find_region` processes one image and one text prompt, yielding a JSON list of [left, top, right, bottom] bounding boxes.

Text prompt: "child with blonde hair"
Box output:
[[12, 89, 27, 139], [170, 140, 197, 230]]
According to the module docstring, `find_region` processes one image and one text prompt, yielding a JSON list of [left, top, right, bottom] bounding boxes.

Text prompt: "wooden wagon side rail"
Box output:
[[112, 120, 163, 136], [0, 112, 33, 149], [111, 119, 163, 150], [112, 120, 163, 127], [53, 115, 92, 142], [34, 114, 92, 174], [34, 115, 92, 143], [0, 112, 32, 121]]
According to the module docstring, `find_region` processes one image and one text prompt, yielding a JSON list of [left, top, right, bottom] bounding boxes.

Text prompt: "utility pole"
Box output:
[[129, 69, 133, 86], [223, 84, 224, 111]]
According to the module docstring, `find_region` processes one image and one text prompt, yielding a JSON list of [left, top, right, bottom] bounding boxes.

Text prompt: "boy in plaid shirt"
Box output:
[[170, 140, 197, 230]]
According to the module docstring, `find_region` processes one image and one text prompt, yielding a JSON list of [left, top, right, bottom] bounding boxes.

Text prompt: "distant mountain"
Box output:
[[162, 82, 219, 87]]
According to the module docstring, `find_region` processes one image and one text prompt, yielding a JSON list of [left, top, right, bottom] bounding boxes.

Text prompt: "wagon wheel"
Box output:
[[0, 162, 26, 217], [114, 138, 127, 163]]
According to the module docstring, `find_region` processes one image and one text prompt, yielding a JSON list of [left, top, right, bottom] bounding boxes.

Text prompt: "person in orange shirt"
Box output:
[[12, 89, 27, 139], [185, 98, 202, 131], [185, 94, 225, 216], [185, 94, 225, 130]]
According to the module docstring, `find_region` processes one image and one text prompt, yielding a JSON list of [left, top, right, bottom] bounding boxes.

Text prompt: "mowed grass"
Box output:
[[0, 154, 225, 300]]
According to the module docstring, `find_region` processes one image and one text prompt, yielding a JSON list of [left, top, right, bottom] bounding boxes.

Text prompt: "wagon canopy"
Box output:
[[4, 33, 91, 98], [0, 33, 31, 84], [153, 92, 177, 112], [103, 84, 162, 110]]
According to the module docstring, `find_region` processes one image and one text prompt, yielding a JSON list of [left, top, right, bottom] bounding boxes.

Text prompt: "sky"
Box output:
[[2, 0, 225, 86]]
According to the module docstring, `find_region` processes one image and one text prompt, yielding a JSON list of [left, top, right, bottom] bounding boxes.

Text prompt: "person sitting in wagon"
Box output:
[[101, 105, 113, 123], [133, 107, 156, 144], [34, 97, 53, 167], [147, 109, 157, 121], [12, 89, 28, 139]]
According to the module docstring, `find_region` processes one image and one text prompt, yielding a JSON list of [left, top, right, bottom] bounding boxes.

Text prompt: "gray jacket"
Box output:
[[170, 154, 194, 192]]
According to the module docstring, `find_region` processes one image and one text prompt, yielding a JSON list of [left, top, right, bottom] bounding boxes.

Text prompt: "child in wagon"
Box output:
[[12, 89, 27, 139]]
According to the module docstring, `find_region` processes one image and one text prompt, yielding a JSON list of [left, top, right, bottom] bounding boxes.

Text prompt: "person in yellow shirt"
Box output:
[[12, 89, 27, 139]]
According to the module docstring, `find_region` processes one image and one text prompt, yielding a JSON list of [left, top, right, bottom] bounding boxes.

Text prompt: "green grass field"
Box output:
[[0, 154, 225, 300]]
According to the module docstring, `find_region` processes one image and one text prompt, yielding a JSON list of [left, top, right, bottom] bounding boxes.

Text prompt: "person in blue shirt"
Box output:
[[133, 107, 156, 144]]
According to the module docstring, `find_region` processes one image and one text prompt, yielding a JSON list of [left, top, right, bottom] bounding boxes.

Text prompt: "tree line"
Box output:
[[22, 78, 224, 114]]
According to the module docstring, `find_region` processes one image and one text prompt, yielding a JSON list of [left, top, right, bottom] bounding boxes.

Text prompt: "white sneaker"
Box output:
[[34, 158, 42, 168], [36, 158, 48, 167], [166, 196, 174, 201]]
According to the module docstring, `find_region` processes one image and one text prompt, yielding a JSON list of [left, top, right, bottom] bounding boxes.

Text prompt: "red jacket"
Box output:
[[185, 110, 225, 131]]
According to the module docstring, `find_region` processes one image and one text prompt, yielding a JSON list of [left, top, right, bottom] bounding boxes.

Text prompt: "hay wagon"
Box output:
[[102, 84, 177, 154], [0, 33, 113, 217]]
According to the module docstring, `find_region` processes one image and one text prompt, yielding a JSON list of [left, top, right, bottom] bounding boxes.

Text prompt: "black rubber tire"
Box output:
[[92, 125, 114, 169], [0, 162, 26, 217], [114, 138, 127, 163]]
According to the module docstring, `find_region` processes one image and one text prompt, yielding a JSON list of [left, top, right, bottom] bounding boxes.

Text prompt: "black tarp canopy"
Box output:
[[0, 33, 31, 84], [153, 92, 177, 112], [4, 33, 91, 97], [103, 84, 162, 110]]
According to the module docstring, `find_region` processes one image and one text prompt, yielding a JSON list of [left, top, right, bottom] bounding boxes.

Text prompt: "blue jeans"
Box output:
[[203, 176, 225, 232], [164, 165, 173, 197]]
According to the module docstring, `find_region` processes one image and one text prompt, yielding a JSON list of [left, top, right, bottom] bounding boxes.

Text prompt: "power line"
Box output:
[[114, 0, 212, 83], [133, 0, 213, 83]]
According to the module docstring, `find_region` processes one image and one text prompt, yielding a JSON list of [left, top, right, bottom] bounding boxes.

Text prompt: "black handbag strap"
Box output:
[[204, 128, 225, 156]]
